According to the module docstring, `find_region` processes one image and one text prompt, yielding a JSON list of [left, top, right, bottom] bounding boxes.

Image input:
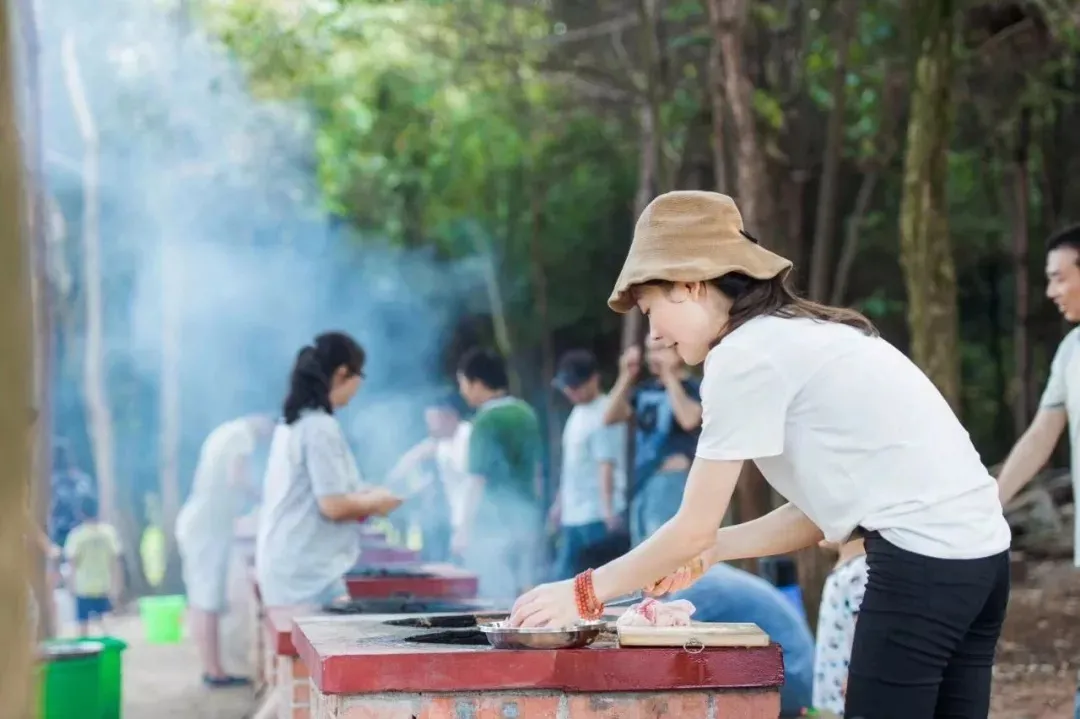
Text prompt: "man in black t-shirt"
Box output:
[[602, 337, 702, 546]]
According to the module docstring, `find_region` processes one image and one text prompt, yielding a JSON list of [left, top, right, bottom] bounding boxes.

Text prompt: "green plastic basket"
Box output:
[[39, 640, 104, 719], [138, 595, 186, 644]]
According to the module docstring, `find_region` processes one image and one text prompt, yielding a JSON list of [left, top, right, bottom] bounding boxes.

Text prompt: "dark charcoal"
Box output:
[[347, 566, 437, 579], [385, 613, 509, 629], [322, 598, 482, 615], [401, 629, 490, 646]]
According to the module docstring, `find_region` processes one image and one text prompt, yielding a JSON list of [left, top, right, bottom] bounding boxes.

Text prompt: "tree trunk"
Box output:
[[160, 241, 181, 579], [0, 1, 36, 708], [62, 34, 119, 522], [528, 191, 559, 512], [808, 0, 857, 302], [712, 0, 778, 250], [705, 0, 728, 194], [475, 226, 521, 397], [1009, 108, 1032, 436], [898, 2, 962, 411], [16, 0, 54, 640], [830, 170, 880, 306]]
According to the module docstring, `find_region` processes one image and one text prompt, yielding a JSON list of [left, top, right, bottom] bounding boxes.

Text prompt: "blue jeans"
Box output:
[[630, 470, 688, 547], [551, 521, 609, 581]]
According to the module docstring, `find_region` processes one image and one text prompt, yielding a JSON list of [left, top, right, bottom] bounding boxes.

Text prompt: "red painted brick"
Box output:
[[293, 679, 310, 704], [567, 692, 710, 718], [319, 690, 782, 719], [713, 691, 781, 719], [420, 694, 561, 719], [292, 658, 310, 679], [339, 698, 419, 719], [291, 706, 311, 719]]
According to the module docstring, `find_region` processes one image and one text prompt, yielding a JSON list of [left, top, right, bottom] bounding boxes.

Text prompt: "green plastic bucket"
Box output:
[[88, 636, 127, 718], [138, 595, 186, 644], [39, 640, 104, 719]]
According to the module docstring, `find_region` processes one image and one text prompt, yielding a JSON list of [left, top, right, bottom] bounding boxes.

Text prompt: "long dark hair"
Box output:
[[282, 332, 366, 424], [710, 272, 877, 343], [640, 270, 876, 346]]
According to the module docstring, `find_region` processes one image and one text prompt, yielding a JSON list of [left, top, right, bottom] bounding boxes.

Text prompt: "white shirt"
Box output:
[[559, 395, 627, 526], [696, 315, 1011, 560], [435, 421, 472, 531], [1039, 326, 1080, 565], [175, 418, 258, 551], [257, 410, 365, 606]]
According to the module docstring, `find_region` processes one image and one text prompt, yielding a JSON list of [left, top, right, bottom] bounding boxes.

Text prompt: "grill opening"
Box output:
[[384, 613, 508, 629], [347, 566, 437, 579], [322, 598, 483, 615], [402, 629, 490, 646]]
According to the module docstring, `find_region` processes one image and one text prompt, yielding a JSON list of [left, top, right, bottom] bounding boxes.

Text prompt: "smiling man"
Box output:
[[998, 224, 1080, 510]]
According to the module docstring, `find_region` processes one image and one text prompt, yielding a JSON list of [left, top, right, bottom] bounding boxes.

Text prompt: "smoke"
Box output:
[[40, 0, 486, 504]]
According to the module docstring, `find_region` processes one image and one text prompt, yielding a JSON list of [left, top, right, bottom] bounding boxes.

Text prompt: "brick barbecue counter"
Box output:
[[292, 614, 784, 718], [263, 605, 321, 719]]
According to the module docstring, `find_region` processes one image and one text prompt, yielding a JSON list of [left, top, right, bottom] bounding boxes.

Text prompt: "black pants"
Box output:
[[845, 532, 1010, 719]]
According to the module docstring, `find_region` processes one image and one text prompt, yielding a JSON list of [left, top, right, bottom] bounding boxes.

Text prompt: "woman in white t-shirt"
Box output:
[[509, 191, 1011, 719]]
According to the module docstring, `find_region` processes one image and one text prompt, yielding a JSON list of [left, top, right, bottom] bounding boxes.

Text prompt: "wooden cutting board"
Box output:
[[617, 621, 770, 648]]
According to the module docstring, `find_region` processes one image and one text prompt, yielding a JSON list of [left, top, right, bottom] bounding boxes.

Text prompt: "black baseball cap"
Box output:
[[552, 349, 599, 391]]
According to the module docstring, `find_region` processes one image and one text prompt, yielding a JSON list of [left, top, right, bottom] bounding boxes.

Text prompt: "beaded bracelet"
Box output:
[[573, 569, 604, 620]]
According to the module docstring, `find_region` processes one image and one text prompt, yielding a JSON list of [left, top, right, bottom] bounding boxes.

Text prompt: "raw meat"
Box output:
[[615, 598, 696, 628]]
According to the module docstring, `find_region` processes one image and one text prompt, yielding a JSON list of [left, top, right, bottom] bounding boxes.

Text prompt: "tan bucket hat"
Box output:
[[608, 190, 793, 313]]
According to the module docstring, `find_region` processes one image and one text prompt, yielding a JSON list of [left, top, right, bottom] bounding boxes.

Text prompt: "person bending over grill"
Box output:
[[256, 332, 402, 609], [510, 191, 1012, 719], [176, 413, 274, 687]]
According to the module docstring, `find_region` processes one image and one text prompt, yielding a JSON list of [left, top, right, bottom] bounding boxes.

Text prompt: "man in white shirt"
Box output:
[[999, 225, 1080, 518], [996, 225, 1080, 717], [387, 394, 472, 562], [549, 350, 626, 580]]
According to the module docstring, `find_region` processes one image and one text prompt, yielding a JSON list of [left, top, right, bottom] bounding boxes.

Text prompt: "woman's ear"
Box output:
[[688, 281, 709, 301]]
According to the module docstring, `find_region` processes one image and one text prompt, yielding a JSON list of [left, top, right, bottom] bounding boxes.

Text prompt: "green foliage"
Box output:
[[199, 0, 1080, 462]]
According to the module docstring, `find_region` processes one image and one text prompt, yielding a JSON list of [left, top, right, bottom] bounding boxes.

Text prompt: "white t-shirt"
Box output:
[[696, 315, 1011, 560], [559, 395, 627, 527], [175, 418, 259, 551], [435, 421, 472, 531], [1038, 326, 1080, 566]]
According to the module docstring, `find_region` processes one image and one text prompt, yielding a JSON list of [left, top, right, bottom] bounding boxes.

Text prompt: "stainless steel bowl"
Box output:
[[478, 620, 608, 650]]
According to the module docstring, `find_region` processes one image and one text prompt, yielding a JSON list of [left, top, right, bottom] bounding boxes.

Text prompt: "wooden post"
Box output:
[[0, 0, 38, 710]]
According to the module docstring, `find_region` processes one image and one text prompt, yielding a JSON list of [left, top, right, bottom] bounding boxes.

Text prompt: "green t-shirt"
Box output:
[[468, 397, 542, 513]]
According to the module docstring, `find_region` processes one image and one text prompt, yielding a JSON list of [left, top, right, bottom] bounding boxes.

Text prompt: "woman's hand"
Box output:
[[643, 552, 709, 597], [508, 580, 578, 628], [366, 487, 404, 516]]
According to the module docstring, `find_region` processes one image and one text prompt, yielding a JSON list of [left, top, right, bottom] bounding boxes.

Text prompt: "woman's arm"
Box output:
[[706, 502, 823, 564], [602, 373, 635, 425], [659, 372, 702, 431], [386, 439, 437, 487], [317, 488, 402, 522], [590, 457, 741, 602]]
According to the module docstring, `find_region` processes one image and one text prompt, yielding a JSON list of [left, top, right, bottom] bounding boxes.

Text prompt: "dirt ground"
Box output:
[[990, 559, 1079, 718], [109, 612, 255, 719]]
